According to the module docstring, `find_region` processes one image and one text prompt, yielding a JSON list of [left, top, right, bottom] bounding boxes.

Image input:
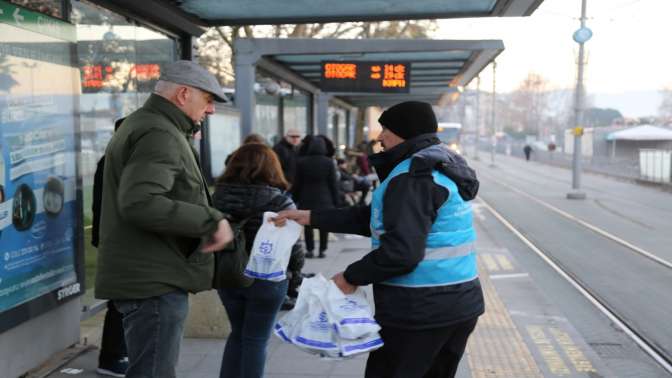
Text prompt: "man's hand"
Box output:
[[271, 209, 311, 227], [332, 272, 357, 294], [201, 219, 234, 253]]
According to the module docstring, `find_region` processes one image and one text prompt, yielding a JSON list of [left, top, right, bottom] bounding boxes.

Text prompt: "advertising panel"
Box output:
[[0, 1, 82, 331]]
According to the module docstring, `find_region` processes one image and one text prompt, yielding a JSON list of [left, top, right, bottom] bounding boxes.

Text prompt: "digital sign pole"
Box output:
[[320, 61, 411, 93]]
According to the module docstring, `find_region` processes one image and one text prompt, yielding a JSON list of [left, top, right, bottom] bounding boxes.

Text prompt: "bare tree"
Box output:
[[508, 72, 550, 138], [195, 20, 437, 86]]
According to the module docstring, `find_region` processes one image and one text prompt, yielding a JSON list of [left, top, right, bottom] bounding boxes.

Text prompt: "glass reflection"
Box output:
[[8, 0, 62, 19]]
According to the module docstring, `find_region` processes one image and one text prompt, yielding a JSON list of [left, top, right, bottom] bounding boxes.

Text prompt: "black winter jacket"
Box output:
[[212, 183, 305, 274], [292, 137, 339, 210], [273, 139, 297, 184], [312, 134, 484, 330]]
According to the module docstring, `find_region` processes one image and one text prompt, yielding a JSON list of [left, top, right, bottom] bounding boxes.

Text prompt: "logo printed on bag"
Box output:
[[339, 298, 366, 312], [259, 240, 273, 255], [309, 311, 331, 331]]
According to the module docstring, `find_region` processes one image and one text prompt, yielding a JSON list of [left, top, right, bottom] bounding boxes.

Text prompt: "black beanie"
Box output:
[[378, 101, 437, 140]]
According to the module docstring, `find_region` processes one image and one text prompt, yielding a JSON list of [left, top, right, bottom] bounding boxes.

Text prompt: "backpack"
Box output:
[[212, 218, 254, 289]]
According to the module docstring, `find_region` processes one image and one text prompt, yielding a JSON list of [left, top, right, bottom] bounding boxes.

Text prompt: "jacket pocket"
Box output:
[[113, 299, 141, 318]]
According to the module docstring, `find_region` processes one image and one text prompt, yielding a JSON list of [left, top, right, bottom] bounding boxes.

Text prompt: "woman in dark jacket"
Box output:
[[293, 135, 339, 258], [212, 143, 304, 378]]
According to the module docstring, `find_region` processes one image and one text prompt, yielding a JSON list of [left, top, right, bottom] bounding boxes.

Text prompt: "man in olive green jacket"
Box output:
[[96, 60, 233, 378]]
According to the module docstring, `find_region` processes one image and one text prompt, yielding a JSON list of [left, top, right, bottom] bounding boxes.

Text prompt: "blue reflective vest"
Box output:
[[371, 153, 478, 287]]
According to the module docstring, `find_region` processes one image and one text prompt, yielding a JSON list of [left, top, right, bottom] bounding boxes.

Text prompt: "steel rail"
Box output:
[[478, 197, 672, 374]]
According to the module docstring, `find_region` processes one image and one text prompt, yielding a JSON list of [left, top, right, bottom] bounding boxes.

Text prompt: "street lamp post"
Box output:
[[474, 76, 481, 161], [489, 61, 497, 167], [567, 0, 591, 200]]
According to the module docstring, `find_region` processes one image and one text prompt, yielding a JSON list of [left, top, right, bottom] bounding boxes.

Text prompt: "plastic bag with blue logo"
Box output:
[[322, 281, 380, 340], [277, 275, 340, 357], [244, 211, 302, 281]]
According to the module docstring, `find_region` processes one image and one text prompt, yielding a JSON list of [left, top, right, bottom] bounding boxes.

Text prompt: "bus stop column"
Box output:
[[235, 56, 257, 140]]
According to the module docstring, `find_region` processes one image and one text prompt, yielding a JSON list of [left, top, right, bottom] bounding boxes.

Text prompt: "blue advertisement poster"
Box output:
[[0, 2, 81, 316]]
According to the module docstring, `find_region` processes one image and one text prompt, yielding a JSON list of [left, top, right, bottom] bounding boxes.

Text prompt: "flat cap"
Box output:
[[160, 60, 228, 103]]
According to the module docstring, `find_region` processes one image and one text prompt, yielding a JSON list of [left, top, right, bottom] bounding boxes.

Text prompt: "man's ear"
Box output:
[[175, 86, 189, 106]]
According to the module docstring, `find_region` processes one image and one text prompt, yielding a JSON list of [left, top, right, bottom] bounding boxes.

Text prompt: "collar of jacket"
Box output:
[[280, 138, 295, 150], [143, 93, 198, 136], [369, 133, 441, 181]]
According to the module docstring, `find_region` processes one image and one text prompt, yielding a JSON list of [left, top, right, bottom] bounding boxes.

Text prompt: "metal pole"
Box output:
[[489, 61, 497, 167], [474, 76, 481, 161], [568, 0, 588, 200]]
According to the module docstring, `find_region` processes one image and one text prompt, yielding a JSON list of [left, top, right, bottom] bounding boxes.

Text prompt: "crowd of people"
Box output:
[[92, 60, 483, 378]]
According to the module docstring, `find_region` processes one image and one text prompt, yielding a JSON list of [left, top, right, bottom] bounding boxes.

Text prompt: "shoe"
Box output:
[[281, 296, 296, 311], [318, 250, 326, 258], [97, 358, 128, 377], [301, 272, 316, 278], [305, 250, 314, 258]]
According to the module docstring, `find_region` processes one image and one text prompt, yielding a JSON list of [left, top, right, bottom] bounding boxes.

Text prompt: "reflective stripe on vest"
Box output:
[[371, 152, 478, 288]]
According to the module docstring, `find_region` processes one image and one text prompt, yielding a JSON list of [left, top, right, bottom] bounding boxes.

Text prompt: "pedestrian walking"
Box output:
[[95, 60, 234, 378], [212, 143, 305, 378], [274, 101, 484, 378], [292, 135, 339, 258], [523, 144, 532, 161]]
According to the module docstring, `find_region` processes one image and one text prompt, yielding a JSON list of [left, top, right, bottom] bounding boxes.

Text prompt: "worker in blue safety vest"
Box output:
[[273, 101, 484, 378]]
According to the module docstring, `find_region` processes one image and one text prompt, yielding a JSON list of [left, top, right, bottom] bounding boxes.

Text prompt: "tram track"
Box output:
[[475, 171, 672, 374], [482, 175, 672, 270]]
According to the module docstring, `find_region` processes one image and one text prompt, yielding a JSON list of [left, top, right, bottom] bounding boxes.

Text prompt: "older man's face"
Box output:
[[285, 131, 302, 146], [184, 87, 215, 124]]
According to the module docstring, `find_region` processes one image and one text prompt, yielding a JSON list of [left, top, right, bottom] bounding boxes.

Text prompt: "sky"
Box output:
[[435, 0, 672, 117]]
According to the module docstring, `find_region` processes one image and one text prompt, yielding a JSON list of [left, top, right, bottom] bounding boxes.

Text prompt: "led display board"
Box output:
[[81, 63, 161, 90], [320, 61, 410, 93]]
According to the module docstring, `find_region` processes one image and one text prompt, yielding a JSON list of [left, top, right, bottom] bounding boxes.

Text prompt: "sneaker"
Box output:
[[97, 358, 128, 377]]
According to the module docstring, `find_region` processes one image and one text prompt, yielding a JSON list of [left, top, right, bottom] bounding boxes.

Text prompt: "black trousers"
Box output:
[[365, 317, 478, 378], [304, 226, 328, 252], [98, 301, 127, 365]]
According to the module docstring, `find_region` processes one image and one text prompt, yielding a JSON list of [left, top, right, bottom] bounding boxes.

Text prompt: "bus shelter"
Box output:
[[234, 38, 504, 138]]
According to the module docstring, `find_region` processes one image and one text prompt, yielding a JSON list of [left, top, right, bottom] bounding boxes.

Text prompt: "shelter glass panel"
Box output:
[[255, 93, 280, 145], [71, 0, 178, 307], [208, 107, 240, 178], [329, 106, 347, 156], [282, 90, 309, 137]]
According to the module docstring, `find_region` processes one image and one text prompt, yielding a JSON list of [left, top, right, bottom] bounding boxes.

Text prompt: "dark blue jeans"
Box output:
[[114, 291, 189, 378], [217, 279, 288, 378]]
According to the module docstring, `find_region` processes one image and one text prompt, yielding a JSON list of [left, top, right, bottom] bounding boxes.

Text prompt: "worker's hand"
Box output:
[[271, 210, 311, 226], [201, 219, 234, 253], [332, 272, 357, 294]]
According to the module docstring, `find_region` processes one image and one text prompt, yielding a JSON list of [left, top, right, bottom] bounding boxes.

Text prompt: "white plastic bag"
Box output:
[[339, 332, 384, 357], [244, 211, 301, 281], [321, 281, 380, 339], [274, 274, 383, 358], [292, 291, 340, 356]]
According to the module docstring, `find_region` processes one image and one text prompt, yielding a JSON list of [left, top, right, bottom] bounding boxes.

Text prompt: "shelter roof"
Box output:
[[90, 0, 544, 36], [238, 38, 504, 107], [606, 125, 672, 141], [170, 0, 543, 26]]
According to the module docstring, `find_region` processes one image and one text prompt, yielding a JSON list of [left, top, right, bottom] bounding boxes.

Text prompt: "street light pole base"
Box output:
[[566, 191, 586, 200]]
